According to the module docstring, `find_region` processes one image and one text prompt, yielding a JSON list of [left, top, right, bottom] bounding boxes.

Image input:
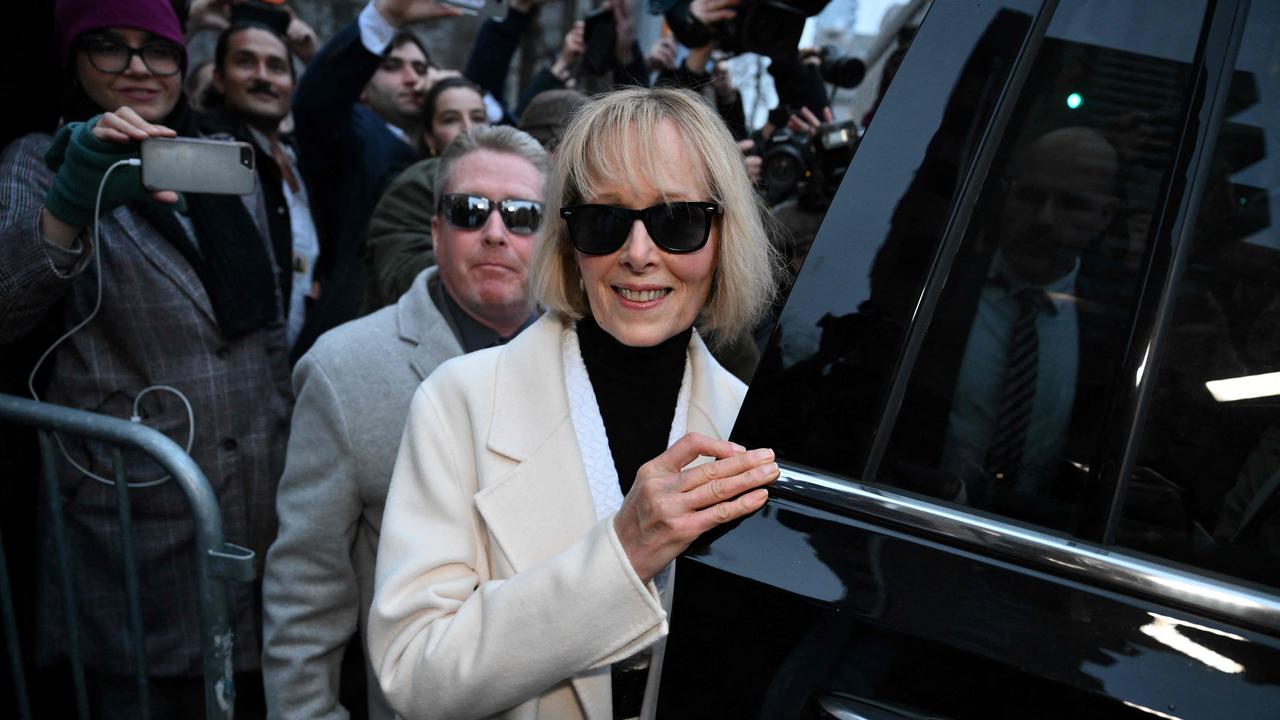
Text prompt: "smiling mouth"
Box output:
[[616, 287, 671, 302]]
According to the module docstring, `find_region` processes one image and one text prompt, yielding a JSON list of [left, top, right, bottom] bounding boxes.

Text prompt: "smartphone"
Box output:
[[583, 6, 616, 72], [440, 0, 507, 20], [229, 0, 292, 35], [141, 138, 256, 195]]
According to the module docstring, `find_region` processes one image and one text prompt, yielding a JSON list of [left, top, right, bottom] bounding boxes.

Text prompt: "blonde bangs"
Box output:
[[531, 86, 782, 344]]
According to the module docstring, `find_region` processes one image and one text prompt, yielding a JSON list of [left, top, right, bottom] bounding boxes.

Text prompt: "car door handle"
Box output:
[[816, 692, 947, 720]]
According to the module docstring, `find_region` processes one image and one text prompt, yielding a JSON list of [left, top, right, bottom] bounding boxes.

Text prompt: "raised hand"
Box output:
[[553, 21, 586, 80], [690, 0, 740, 25], [285, 11, 319, 64], [375, 0, 464, 28], [646, 35, 678, 73]]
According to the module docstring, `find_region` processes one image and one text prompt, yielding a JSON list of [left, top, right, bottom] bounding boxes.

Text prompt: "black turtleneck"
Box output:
[[576, 315, 691, 495]]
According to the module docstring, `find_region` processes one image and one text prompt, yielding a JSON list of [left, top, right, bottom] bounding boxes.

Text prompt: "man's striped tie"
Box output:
[[985, 287, 1051, 488]]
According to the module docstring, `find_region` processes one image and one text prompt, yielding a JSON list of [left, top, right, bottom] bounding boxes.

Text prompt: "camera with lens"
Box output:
[[816, 45, 867, 88], [708, 0, 831, 59], [762, 118, 861, 209]]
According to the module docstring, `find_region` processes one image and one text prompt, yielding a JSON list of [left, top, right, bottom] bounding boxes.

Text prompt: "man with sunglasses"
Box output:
[[262, 125, 548, 720]]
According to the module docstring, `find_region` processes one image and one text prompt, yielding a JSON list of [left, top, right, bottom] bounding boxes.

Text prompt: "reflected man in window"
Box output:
[[934, 127, 1118, 504]]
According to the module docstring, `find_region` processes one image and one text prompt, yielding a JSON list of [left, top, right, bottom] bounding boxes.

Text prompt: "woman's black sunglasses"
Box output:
[[560, 201, 720, 255], [439, 193, 544, 235]]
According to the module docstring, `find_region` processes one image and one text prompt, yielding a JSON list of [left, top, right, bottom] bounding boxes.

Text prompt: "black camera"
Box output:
[[713, 0, 831, 59], [817, 45, 866, 89], [762, 118, 860, 208]]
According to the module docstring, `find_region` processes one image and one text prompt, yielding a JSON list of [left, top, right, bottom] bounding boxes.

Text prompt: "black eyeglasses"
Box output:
[[439, 193, 544, 235], [80, 36, 183, 77], [559, 201, 720, 255]]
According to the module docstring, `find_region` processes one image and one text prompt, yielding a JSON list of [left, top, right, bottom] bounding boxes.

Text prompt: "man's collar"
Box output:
[[988, 249, 1079, 311], [429, 276, 537, 353], [383, 120, 412, 147]]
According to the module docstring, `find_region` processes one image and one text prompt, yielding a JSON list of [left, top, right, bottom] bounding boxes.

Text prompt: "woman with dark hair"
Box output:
[[0, 0, 290, 714], [363, 76, 490, 310], [421, 75, 487, 156], [368, 86, 783, 720]]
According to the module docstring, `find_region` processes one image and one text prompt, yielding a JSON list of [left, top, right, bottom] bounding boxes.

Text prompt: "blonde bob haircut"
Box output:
[[531, 86, 781, 346]]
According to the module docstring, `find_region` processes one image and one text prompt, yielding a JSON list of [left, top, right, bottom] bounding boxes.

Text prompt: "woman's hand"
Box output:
[[614, 433, 778, 583], [93, 108, 180, 205], [41, 108, 178, 246]]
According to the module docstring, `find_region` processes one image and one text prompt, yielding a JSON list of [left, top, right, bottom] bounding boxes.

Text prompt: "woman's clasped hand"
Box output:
[[615, 433, 777, 582]]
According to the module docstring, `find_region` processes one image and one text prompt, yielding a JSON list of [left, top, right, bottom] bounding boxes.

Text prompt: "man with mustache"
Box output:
[[207, 22, 321, 352], [263, 125, 547, 720]]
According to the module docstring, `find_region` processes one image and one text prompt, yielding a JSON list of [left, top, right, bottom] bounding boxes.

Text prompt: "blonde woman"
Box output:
[[369, 86, 782, 720]]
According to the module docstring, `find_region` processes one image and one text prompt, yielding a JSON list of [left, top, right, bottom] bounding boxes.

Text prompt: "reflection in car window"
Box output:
[[734, 0, 1042, 478], [1125, 1, 1280, 590], [871, 0, 1207, 533]]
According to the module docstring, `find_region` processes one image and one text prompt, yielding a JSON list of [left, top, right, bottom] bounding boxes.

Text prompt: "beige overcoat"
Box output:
[[368, 313, 746, 719]]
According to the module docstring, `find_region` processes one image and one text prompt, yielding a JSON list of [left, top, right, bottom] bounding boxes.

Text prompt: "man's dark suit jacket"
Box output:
[[882, 238, 1131, 520], [291, 20, 419, 360]]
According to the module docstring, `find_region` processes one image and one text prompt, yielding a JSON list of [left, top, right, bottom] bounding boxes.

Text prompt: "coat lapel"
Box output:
[[474, 315, 597, 572], [396, 268, 464, 381], [114, 206, 217, 324]]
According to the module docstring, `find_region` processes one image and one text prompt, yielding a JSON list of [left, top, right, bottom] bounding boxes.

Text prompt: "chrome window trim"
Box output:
[[776, 464, 1280, 632]]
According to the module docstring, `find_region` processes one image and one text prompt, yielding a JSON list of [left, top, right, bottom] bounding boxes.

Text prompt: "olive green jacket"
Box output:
[[362, 156, 440, 313]]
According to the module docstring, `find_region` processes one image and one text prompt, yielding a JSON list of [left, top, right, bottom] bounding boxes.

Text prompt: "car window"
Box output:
[[1122, 0, 1280, 591], [858, 0, 1211, 534], [734, 0, 1044, 475]]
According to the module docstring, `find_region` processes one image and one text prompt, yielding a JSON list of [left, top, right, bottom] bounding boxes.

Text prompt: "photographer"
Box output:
[[515, 0, 649, 117]]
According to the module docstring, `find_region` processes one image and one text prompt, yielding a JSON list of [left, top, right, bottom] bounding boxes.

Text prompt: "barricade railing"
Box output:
[[0, 392, 256, 720]]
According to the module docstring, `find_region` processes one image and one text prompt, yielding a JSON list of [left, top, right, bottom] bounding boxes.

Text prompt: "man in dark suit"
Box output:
[[888, 126, 1122, 517], [205, 22, 321, 354], [290, 0, 461, 359]]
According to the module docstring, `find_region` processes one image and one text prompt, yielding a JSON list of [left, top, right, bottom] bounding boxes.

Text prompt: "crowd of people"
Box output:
[[0, 0, 879, 718]]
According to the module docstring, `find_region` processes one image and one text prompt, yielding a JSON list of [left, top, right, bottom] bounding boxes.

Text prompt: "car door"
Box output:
[[657, 0, 1280, 717]]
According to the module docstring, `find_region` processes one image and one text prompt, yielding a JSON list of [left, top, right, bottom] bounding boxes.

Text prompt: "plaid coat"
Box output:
[[0, 134, 292, 677]]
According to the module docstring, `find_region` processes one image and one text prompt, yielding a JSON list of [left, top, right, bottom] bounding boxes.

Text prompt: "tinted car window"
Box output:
[[1123, 0, 1280, 590], [870, 0, 1210, 534], [735, 0, 1043, 475]]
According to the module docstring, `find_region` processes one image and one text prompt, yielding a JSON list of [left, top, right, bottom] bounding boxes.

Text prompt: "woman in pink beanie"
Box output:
[[1, 0, 290, 717]]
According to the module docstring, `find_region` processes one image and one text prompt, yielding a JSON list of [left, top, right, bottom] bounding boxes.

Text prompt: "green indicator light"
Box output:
[[1066, 92, 1083, 109], [1240, 197, 1248, 206]]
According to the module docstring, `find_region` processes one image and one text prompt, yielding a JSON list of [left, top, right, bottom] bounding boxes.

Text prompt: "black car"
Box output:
[[658, 0, 1280, 717]]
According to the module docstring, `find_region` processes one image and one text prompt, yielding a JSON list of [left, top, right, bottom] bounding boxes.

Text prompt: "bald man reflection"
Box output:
[[939, 127, 1118, 499]]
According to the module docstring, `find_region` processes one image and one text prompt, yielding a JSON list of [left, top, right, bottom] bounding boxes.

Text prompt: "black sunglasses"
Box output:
[[559, 201, 720, 255], [79, 36, 183, 77], [439, 193, 544, 235]]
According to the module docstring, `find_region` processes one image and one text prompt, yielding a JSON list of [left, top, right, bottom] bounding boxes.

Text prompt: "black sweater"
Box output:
[[577, 315, 691, 495]]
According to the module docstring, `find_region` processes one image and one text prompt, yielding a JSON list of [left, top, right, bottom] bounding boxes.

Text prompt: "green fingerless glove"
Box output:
[[43, 116, 150, 228]]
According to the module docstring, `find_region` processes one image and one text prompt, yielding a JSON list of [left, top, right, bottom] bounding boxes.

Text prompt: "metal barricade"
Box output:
[[0, 393, 256, 720]]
